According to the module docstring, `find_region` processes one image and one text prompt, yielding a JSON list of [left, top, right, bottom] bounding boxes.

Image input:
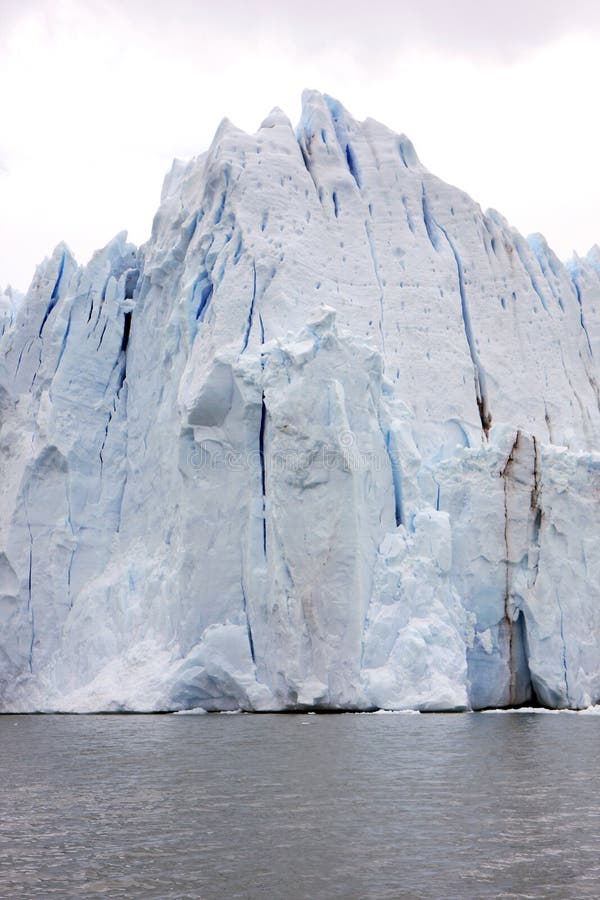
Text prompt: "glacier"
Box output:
[[1, 90, 600, 712]]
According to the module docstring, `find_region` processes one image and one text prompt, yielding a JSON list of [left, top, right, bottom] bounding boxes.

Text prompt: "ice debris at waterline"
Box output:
[[1, 91, 600, 713]]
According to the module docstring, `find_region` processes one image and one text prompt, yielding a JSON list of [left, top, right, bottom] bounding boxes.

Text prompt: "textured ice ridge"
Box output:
[[1, 91, 600, 712]]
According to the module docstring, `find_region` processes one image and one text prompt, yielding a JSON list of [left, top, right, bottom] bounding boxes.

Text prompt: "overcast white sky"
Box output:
[[1, 0, 600, 290]]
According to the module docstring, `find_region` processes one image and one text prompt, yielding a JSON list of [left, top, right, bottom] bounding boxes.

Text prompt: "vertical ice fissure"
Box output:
[[240, 582, 256, 665], [384, 429, 403, 527], [572, 278, 593, 356], [38, 250, 66, 338], [364, 220, 386, 358], [240, 261, 257, 353], [557, 597, 570, 701], [259, 393, 267, 557], [54, 310, 72, 375], [500, 431, 520, 705], [14, 339, 33, 379], [434, 477, 441, 511], [570, 278, 600, 413], [66, 548, 75, 611], [297, 140, 321, 202], [433, 211, 492, 437], [529, 435, 543, 588], [557, 341, 591, 443], [421, 184, 440, 252], [25, 509, 34, 673]]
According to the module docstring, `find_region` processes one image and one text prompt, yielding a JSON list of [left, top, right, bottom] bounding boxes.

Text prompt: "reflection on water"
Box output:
[[0, 712, 598, 898]]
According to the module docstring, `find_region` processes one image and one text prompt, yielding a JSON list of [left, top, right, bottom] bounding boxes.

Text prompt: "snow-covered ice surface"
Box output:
[[1, 91, 600, 713]]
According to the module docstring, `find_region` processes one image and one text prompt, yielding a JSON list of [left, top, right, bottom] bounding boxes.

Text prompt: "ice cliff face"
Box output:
[[1, 91, 600, 712]]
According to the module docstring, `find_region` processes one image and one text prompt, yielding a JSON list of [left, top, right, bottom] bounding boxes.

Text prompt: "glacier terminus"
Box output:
[[1, 91, 600, 713]]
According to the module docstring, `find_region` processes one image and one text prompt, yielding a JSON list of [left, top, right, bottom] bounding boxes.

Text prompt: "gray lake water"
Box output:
[[0, 712, 599, 899]]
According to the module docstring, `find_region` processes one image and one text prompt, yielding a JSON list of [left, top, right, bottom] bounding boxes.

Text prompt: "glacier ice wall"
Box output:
[[1, 91, 600, 712]]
